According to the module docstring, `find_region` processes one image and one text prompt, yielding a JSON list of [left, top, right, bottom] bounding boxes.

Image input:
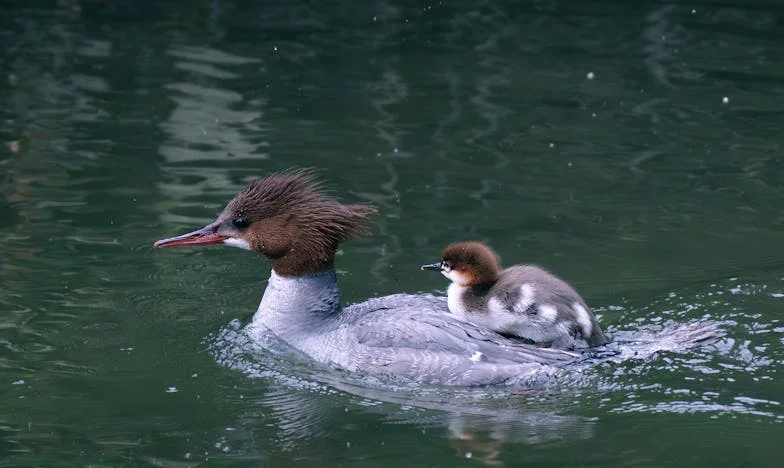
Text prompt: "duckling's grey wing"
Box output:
[[498, 266, 607, 347]]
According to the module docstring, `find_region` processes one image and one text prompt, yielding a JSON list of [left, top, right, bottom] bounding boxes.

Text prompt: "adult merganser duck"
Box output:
[[422, 241, 606, 349], [154, 169, 578, 386]]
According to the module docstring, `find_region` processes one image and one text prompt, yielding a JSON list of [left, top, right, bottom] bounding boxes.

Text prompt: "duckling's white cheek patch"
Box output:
[[223, 238, 252, 251], [446, 270, 470, 286]]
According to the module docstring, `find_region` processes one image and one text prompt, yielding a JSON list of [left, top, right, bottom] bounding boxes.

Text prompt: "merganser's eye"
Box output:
[[442, 261, 451, 270], [232, 216, 251, 229]]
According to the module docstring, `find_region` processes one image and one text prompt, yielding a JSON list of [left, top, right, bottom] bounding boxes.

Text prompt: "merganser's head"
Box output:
[[421, 241, 500, 287], [154, 169, 377, 275]]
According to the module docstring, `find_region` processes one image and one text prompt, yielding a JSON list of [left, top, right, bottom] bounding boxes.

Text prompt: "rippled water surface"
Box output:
[[2, 1, 783, 466]]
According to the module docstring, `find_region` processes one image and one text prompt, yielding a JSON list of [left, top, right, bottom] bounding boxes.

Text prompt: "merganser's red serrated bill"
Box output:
[[153, 223, 227, 248]]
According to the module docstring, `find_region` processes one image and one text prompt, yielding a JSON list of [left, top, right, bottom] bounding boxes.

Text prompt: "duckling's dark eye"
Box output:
[[232, 216, 251, 229], [442, 261, 451, 270]]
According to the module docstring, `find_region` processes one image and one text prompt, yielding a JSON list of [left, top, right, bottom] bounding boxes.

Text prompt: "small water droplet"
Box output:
[[722, 96, 729, 104], [166, 386, 178, 393], [586, 71, 595, 80], [548, 143, 555, 148]]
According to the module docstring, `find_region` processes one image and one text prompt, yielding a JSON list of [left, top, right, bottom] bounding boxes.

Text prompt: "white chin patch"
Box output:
[[222, 238, 252, 251], [445, 270, 470, 286]]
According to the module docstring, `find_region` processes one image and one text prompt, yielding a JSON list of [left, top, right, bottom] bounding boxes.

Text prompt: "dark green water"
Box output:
[[2, 0, 783, 466]]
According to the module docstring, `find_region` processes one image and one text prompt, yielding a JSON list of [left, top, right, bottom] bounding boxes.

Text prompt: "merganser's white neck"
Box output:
[[252, 267, 341, 337]]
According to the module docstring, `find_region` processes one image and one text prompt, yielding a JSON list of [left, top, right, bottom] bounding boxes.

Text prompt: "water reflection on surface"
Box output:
[[208, 319, 596, 465], [157, 44, 268, 211], [199, 271, 784, 464]]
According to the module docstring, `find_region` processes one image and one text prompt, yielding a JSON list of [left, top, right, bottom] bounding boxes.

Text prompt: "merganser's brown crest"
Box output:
[[441, 241, 501, 286], [222, 169, 377, 275]]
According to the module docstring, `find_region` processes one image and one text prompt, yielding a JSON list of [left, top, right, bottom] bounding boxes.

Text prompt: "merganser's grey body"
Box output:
[[251, 269, 576, 386]]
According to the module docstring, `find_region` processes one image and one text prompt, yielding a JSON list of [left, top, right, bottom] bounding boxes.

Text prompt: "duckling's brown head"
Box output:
[[421, 241, 501, 287]]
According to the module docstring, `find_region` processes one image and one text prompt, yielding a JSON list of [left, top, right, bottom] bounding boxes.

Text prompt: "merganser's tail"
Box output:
[[584, 321, 724, 363]]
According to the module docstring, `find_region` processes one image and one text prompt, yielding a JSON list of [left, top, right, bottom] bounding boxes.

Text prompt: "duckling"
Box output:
[[422, 241, 606, 349]]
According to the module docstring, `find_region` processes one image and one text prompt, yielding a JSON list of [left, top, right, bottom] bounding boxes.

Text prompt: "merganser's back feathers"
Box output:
[[154, 170, 579, 386], [349, 294, 577, 386], [353, 295, 576, 364]]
